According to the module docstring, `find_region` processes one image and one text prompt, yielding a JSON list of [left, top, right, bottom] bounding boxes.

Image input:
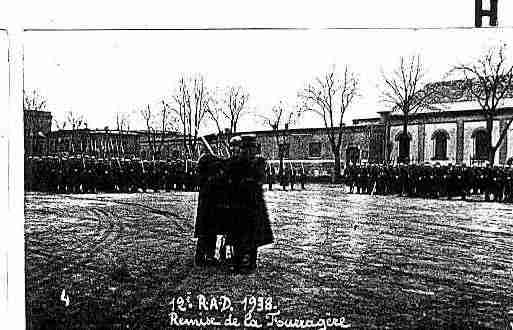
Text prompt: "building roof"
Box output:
[[352, 106, 513, 126], [49, 128, 140, 136], [424, 78, 513, 105], [23, 109, 52, 117], [204, 124, 382, 140]]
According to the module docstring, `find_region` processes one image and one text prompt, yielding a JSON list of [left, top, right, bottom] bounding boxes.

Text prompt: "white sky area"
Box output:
[[23, 28, 513, 133], [6, 0, 513, 134]]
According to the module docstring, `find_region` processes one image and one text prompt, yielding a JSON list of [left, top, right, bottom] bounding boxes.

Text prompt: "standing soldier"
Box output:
[[266, 164, 273, 191], [280, 166, 289, 191], [194, 146, 228, 267], [176, 161, 185, 191], [300, 167, 306, 190], [47, 157, 58, 193], [163, 160, 172, 192], [504, 166, 513, 203], [228, 135, 273, 273], [289, 167, 296, 191]]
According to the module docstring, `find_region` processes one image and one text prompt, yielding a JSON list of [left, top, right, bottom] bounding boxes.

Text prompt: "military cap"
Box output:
[[229, 135, 242, 146]]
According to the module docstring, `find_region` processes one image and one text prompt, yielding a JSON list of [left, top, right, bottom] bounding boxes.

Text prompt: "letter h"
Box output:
[[475, 0, 498, 27]]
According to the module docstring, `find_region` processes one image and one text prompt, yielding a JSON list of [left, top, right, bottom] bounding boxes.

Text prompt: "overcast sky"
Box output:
[[11, 0, 513, 133]]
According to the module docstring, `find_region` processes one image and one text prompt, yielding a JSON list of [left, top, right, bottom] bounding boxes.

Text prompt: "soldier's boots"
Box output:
[[235, 248, 257, 275], [194, 236, 218, 267]]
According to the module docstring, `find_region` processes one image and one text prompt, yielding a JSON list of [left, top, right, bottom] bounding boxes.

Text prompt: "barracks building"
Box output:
[[226, 79, 513, 168], [24, 80, 513, 167]]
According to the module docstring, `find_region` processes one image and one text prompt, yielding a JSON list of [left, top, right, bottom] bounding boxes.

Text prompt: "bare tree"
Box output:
[[155, 100, 179, 159], [452, 43, 513, 165], [206, 85, 250, 156], [23, 89, 47, 112], [115, 112, 130, 131], [57, 110, 88, 154], [381, 55, 437, 163], [169, 74, 211, 160], [114, 112, 131, 157], [259, 100, 301, 180], [299, 65, 359, 180], [24, 90, 48, 155], [223, 86, 250, 133], [139, 104, 156, 159], [64, 110, 87, 130]]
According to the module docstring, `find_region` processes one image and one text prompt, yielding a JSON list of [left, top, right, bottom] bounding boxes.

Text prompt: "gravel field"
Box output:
[[25, 185, 513, 329]]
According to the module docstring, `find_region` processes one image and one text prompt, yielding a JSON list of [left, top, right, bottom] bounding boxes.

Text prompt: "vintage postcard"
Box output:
[[5, 0, 513, 329]]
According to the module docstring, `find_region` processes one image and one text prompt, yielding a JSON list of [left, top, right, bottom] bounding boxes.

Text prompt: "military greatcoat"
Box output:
[[227, 156, 274, 249], [194, 154, 231, 238]]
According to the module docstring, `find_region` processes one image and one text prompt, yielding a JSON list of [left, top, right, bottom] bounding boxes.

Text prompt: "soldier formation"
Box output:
[[343, 163, 513, 202], [24, 155, 200, 193], [265, 165, 307, 191], [26, 154, 513, 203]]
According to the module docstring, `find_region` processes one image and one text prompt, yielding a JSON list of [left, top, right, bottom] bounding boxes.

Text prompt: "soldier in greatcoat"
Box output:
[[193, 144, 232, 267], [227, 134, 274, 273]]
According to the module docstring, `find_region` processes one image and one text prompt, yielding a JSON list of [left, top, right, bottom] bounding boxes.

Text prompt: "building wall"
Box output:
[[384, 116, 512, 165], [138, 133, 208, 160], [389, 124, 419, 163], [252, 125, 384, 165], [24, 110, 52, 136], [47, 130, 140, 158], [24, 110, 52, 156], [34, 106, 513, 166], [424, 122, 457, 163], [507, 126, 513, 161], [254, 128, 334, 161], [461, 120, 501, 165]]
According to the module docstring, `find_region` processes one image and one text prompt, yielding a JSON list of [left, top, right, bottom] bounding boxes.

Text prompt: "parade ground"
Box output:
[[25, 185, 513, 329]]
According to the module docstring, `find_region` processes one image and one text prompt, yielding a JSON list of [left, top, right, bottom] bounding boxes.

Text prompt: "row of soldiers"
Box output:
[[343, 163, 513, 202], [25, 156, 200, 193], [265, 166, 307, 191]]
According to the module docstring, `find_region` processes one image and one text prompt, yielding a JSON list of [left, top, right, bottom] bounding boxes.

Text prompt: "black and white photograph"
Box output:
[[4, 0, 513, 329]]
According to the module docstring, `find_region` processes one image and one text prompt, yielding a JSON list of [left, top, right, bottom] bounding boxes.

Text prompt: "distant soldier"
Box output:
[[504, 167, 513, 203], [175, 161, 185, 191], [289, 167, 296, 191], [491, 166, 503, 202], [266, 165, 274, 191], [345, 165, 356, 193], [163, 160, 173, 192], [280, 167, 289, 191], [300, 167, 306, 190], [47, 157, 59, 193]]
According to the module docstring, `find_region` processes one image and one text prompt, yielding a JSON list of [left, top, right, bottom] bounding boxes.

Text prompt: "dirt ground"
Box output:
[[25, 185, 513, 329]]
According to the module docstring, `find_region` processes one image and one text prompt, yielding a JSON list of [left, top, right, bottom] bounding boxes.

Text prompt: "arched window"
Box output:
[[431, 129, 449, 160], [346, 146, 360, 166], [472, 128, 488, 161], [308, 142, 322, 158], [278, 143, 290, 159], [395, 131, 411, 162]]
